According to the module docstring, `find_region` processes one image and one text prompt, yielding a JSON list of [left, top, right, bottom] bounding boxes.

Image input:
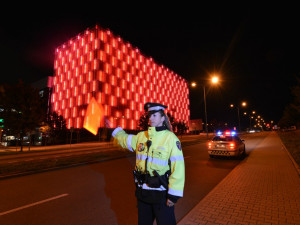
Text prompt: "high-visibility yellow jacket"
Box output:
[[112, 126, 185, 200]]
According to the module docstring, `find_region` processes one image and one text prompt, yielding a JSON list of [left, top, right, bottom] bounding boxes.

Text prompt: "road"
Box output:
[[0, 132, 267, 225]]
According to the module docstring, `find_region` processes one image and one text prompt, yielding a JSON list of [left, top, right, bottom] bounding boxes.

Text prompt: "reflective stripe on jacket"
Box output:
[[112, 126, 185, 198]]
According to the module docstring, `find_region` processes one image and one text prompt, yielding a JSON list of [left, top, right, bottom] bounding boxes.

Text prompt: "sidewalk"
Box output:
[[178, 132, 300, 225]]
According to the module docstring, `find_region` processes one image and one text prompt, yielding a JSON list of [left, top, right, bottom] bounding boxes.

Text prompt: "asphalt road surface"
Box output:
[[0, 132, 267, 225]]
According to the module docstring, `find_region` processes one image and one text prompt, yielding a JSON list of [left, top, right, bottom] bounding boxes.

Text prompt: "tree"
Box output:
[[176, 121, 189, 136], [290, 77, 300, 115], [137, 112, 149, 131], [0, 80, 45, 151], [279, 77, 300, 128], [278, 104, 299, 128], [46, 111, 68, 144]]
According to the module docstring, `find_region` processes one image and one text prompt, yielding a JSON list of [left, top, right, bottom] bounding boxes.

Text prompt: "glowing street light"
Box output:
[[211, 76, 219, 84]]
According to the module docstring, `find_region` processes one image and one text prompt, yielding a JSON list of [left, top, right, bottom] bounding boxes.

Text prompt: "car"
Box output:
[[207, 130, 246, 158]]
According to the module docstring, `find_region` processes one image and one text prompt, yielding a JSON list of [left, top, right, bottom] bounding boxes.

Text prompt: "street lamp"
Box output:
[[243, 110, 256, 130], [191, 76, 219, 138], [230, 101, 247, 132]]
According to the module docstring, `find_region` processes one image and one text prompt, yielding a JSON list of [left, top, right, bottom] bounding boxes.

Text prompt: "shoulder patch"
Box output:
[[138, 143, 145, 152], [176, 141, 182, 151]]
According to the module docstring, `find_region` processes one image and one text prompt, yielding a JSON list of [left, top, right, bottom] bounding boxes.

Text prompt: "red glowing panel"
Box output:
[[51, 94, 56, 103], [88, 72, 93, 82], [125, 109, 130, 119], [100, 51, 105, 61], [83, 84, 87, 94], [131, 83, 135, 92], [62, 100, 66, 109], [110, 76, 116, 85], [121, 80, 126, 89], [116, 87, 121, 97], [117, 50, 122, 60], [115, 111, 120, 117], [126, 90, 131, 99], [72, 108, 77, 118], [116, 68, 121, 78], [76, 117, 81, 128], [111, 57, 116, 66], [104, 84, 111, 94], [135, 111, 139, 120], [84, 45, 89, 54], [93, 39, 99, 49], [77, 95, 82, 105], [122, 44, 127, 54], [111, 96, 116, 106], [105, 44, 110, 54], [105, 63, 111, 74], [104, 105, 110, 116], [122, 62, 126, 71], [98, 71, 105, 82], [126, 73, 131, 82], [92, 81, 97, 92], [121, 118, 125, 128]]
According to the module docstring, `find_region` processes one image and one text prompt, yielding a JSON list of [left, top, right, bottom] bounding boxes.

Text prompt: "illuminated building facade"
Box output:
[[51, 25, 190, 130]]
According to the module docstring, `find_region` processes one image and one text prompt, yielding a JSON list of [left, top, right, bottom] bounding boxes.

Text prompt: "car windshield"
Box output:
[[212, 136, 234, 142]]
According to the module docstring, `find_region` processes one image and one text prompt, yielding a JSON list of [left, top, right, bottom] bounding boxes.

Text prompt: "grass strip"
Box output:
[[0, 150, 133, 177], [277, 130, 300, 166]]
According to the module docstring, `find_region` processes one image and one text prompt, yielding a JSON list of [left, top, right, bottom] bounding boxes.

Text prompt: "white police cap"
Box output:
[[144, 102, 167, 113]]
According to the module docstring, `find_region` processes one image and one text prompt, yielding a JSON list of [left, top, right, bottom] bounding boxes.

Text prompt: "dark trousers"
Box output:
[[137, 199, 176, 225]]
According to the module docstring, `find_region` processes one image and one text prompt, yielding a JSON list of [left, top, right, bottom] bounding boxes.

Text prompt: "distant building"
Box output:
[[189, 119, 203, 133], [51, 25, 190, 130], [31, 76, 53, 116]]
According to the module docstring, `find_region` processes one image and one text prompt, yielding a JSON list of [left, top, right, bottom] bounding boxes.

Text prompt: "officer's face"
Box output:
[[149, 112, 165, 127]]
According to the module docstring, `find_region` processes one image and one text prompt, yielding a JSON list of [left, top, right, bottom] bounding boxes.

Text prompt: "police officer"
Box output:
[[112, 102, 185, 225]]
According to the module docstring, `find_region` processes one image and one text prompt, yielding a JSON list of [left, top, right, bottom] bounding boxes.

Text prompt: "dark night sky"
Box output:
[[1, 6, 299, 127]]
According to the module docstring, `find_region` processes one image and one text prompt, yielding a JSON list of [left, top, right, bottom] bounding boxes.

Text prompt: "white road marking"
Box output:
[[0, 193, 69, 216]]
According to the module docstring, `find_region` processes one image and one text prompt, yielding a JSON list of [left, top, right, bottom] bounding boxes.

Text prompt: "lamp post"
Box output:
[[250, 111, 255, 130], [230, 101, 247, 132], [191, 75, 219, 138], [203, 86, 208, 137], [244, 110, 256, 130]]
